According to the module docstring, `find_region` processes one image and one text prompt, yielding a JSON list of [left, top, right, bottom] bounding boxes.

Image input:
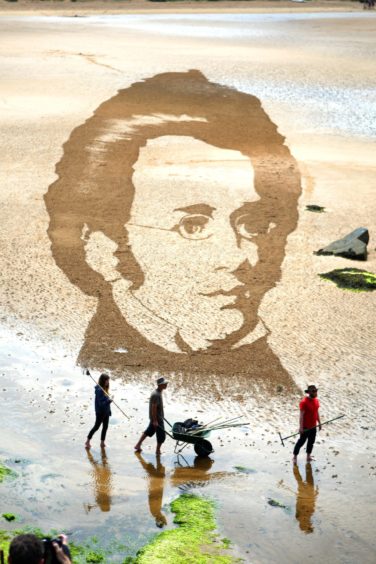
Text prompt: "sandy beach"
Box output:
[[1, 4, 376, 563]]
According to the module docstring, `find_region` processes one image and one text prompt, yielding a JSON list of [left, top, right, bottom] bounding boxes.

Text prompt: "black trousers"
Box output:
[[87, 413, 110, 442], [293, 428, 317, 456], [144, 420, 166, 444]]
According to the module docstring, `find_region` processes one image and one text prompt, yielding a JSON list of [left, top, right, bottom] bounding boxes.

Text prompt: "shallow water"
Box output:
[[1, 329, 376, 562]]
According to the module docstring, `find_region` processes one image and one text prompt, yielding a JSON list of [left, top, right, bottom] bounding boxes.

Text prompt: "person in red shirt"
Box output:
[[293, 385, 322, 463]]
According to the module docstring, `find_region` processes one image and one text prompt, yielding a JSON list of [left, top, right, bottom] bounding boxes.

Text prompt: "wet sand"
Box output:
[[1, 9, 376, 563], [1, 330, 375, 562], [0, 0, 368, 16]]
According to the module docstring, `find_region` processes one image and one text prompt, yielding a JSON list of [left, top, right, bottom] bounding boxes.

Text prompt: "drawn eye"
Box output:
[[176, 214, 212, 240], [234, 213, 257, 240]]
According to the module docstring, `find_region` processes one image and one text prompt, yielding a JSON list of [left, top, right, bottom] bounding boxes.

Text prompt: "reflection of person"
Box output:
[[134, 377, 167, 455], [8, 533, 72, 564], [293, 385, 322, 463], [171, 456, 232, 490], [86, 446, 112, 512], [85, 374, 112, 449], [135, 452, 167, 528], [45, 70, 302, 395], [293, 463, 318, 534]]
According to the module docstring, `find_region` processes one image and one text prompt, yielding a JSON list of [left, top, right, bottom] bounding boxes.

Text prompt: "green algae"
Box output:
[[85, 551, 105, 563], [319, 268, 376, 292], [0, 462, 16, 483], [267, 498, 288, 509], [2, 514, 16, 522], [233, 466, 256, 475], [0, 495, 238, 563], [0, 530, 11, 561], [135, 494, 237, 563]]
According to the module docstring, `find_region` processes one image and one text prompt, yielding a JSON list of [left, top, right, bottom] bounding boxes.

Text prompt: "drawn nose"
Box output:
[[211, 221, 257, 271]]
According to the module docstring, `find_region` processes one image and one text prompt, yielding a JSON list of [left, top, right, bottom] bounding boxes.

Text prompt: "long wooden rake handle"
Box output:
[[278, 414, 345, 446], [85, 369, 130, 420]]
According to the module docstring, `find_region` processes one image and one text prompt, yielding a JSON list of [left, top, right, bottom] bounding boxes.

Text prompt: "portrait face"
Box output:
[[45, 70, 301, 385], [112, 135, 262, 351]]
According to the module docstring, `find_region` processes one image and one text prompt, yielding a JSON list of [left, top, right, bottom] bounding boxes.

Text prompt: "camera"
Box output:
[[42, 537, 63, 564]]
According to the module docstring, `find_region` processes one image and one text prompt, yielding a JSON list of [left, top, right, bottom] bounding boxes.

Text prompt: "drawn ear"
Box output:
[[84, 230, 120, 283]]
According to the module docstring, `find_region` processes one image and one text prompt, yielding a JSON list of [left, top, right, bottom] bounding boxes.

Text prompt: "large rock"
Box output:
[[315, 228, 369, 261]]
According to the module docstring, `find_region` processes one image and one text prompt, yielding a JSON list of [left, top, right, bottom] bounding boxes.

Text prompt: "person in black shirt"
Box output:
[[85, 374, 113, 449], [134, 377, 168, 455]]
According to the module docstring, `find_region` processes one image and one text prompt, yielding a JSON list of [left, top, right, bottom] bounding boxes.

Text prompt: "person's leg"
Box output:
[[306, 429, 317, 461], [100, 415, 110, 446], [135, 422, 154, 452], [85, 415, 103, 448], [156, 424, 166, 455], [293, 432, 308, 462], [134, 433, 147, 452]]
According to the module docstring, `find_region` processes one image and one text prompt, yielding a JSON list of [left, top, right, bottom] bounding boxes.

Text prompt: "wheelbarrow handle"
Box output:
[[163, 417, 173, 428], [155, 422, 174, 440]]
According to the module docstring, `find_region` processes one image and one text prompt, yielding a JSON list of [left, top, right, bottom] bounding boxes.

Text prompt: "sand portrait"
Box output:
[[45, 70, 301, 395]]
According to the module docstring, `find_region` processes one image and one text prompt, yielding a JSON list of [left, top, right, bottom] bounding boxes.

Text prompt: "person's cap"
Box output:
[[305, 385, 318, 393], [156, 377, 168, 386]]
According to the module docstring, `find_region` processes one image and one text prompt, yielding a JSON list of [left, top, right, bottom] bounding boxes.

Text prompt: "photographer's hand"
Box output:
[[52, 535, 72, 564]]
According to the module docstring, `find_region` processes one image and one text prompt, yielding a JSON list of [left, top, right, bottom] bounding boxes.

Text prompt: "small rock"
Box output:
[[315, 227, 369, 260], [306, 204, 325, 213]]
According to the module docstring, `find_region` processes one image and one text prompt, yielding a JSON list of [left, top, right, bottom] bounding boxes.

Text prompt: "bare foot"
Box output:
[[100, 441, 106, 448], [292, 455, 297, 464], [85, 440, 91, 449], [134, 446, 142, 452], [307, 455, 314, 462]]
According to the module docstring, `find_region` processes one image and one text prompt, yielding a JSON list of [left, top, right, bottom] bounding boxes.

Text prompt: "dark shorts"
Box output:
[[144, 420, 166, 444]]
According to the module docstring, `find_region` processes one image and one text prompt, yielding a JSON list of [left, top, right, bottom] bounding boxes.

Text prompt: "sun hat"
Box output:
[[156, 377, 168, 386]]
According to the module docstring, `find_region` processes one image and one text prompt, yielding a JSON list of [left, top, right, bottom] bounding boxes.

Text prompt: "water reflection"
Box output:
[[293, 463, 318, 534], [171, 455, 230, 490], [135, 452, 167, 528], [135, 452, 235, 528], [85, 447, 112, 513]]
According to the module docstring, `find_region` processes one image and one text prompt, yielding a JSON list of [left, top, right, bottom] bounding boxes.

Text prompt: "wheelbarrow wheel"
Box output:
[[194, 439, 213, 457]]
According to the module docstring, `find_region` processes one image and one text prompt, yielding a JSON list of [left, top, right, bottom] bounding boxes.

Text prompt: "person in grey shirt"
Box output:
[[134, 377, 168, 455]]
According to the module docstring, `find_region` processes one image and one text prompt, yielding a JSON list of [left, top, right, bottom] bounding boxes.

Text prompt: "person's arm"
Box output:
[[151, 401, 158, 428], [299, 410, 304, 434], [52, 535, 72, 564], [317, 410, 322, 431]]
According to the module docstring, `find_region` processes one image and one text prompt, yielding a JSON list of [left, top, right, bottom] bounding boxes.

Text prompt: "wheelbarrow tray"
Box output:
[[172, 422, 211, 444]]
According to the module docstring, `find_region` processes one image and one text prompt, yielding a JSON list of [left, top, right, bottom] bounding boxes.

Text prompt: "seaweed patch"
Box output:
[[135, 493, 238, 563], [2, 514, 16, 523], [319, 268, 376, 292], [267, 498, 288, 509], [233, 466, 256, 475], [0, 462, 16, 483]]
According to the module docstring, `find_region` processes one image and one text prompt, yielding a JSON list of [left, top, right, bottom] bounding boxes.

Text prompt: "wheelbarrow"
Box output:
[[163, 418, 213, 457]]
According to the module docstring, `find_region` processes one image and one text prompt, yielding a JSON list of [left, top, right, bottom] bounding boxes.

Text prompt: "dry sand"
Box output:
[[0, 7, 375, 563]]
